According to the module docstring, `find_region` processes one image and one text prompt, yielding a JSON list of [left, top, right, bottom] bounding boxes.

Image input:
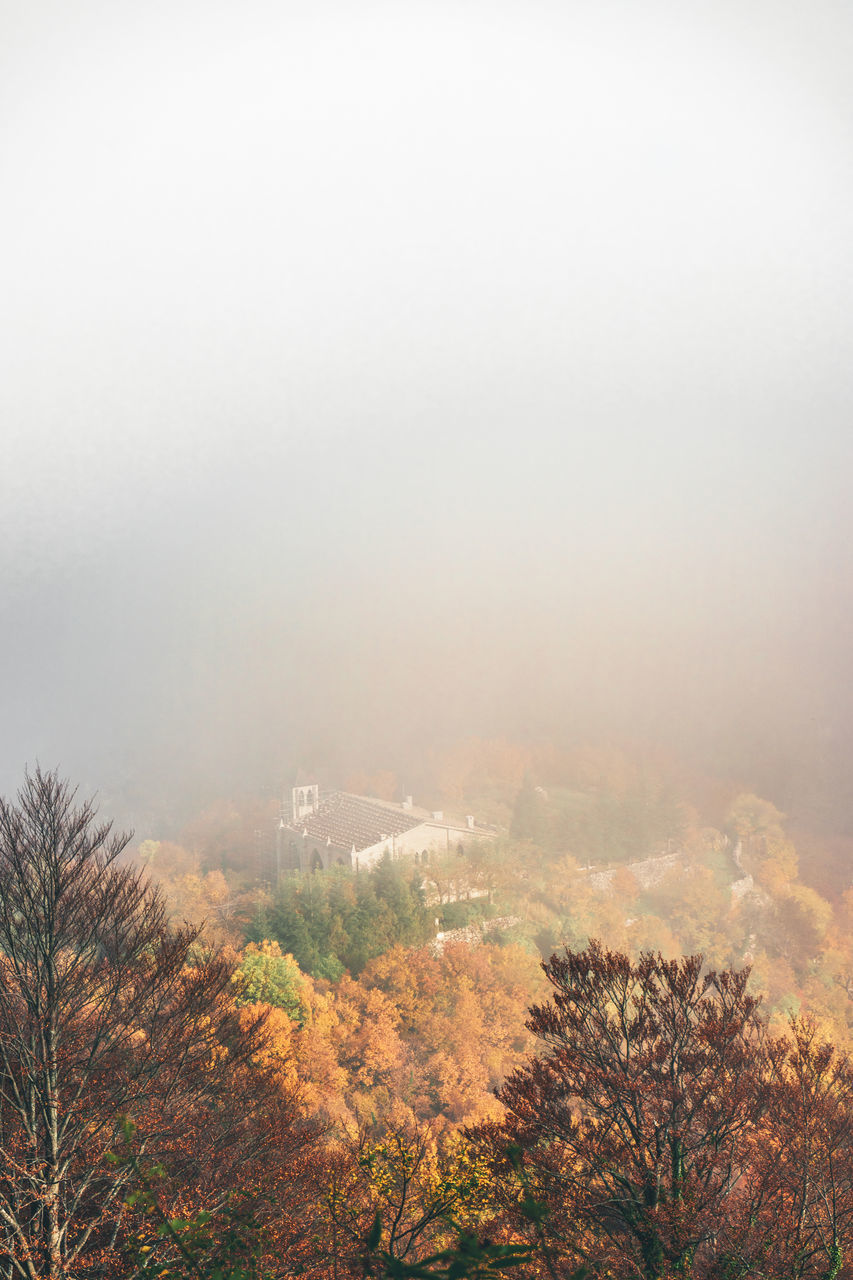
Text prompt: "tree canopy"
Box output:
[[0, 769, 279, 1280]]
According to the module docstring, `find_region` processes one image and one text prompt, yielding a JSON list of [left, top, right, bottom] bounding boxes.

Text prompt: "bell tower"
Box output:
[[291, 784, 319, 822]]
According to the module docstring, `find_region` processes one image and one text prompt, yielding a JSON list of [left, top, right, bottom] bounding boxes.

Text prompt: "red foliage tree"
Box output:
[[472, 942, 771, 1280], [732, 1018, 853, 1280]]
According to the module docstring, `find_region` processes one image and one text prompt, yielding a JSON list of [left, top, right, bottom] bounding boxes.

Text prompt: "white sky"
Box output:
[[2, 0, 852, 820]]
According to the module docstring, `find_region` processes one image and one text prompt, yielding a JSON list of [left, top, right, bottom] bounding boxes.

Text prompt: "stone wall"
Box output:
[[429, 915, 522, 955], [585, 849, 683, 893]]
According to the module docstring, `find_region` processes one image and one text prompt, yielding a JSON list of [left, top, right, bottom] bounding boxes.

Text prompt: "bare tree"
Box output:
[[0, 767, 270, 1280]]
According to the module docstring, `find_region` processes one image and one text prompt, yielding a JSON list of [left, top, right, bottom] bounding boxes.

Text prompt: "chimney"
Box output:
[[402, 795, 413, 810]]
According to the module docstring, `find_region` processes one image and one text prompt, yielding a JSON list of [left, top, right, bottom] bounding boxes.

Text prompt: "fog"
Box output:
[[2, 0, 853, 833]]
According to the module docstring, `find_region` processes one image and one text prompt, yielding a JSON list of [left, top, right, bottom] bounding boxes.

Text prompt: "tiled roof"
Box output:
[[287, 792, 423, 852]]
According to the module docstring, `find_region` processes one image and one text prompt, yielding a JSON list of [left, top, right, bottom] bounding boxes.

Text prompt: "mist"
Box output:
[[2, 0, 852, 834]]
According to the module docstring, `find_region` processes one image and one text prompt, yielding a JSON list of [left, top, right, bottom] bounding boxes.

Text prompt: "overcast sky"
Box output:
[[2, 0, 852, 828]]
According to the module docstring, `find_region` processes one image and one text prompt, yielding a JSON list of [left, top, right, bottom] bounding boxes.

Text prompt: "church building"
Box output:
[[275, 785, 491, 876]]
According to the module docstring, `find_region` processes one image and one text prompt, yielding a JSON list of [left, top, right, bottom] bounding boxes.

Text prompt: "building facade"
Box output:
[[275, 786, 491, 876]]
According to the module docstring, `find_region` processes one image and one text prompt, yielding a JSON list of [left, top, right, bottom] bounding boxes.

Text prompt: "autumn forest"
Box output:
[[5, 742, 853, 1280]]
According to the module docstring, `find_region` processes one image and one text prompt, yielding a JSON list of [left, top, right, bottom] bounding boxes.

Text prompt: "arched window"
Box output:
[[311, 849, 323, 872]]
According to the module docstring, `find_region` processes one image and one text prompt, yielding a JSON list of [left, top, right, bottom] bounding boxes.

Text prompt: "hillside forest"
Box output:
[[6, 743, 853, 1280]]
